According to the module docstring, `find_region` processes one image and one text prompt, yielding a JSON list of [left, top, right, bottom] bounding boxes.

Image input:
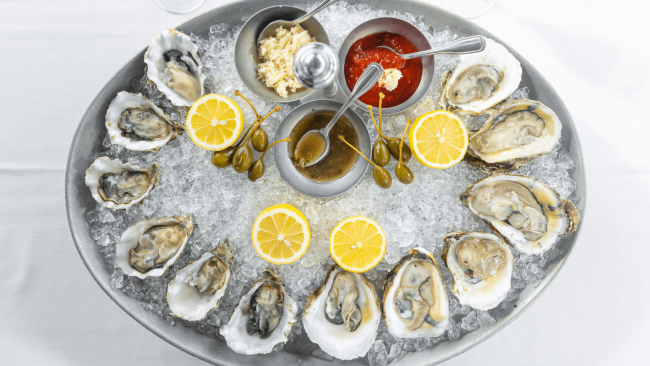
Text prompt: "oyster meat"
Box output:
[[461, 174, 580, 254], [115, 215, 193, 278], [144, 29, 206, 106], [220, 269, 297, 355], [85, 157, 160, 210], [442, 232, 513, 310], [466, 99, 562, 173], [382, 248, 449, 338], [167, 239, 233, 321], [302, 265, 381, 360], [105, 92, 182, 152], [439, 38, 522, 114]]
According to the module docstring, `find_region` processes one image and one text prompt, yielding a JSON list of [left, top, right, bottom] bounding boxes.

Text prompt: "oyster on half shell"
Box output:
[[144, 29, 206, 107], [461, 174, 580, 255], [167, 239, 233, 321], [115, 215, 193, 278], [465, 99, 562, 173], [439, 38, 521, 114], [302, 265, 381, 360], [383, 248, 449, 338], [85, 157, 161, 210], [105, 91, 182, 152], [220, 269, 297, 355], [442, 232, 513, 310]]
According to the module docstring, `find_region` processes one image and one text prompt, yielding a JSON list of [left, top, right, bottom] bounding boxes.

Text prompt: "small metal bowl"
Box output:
[[273, 99, 370, 198], [337, 17, 434, 115], [234, 6, 330, 103]]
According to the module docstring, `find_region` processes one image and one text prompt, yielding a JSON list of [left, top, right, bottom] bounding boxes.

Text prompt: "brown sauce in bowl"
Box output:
[[289, 110, 359, 182]]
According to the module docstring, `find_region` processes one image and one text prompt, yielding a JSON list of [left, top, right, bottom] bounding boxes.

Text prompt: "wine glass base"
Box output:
[[155, 0, 206, 14], [438, 0, 496, 19]]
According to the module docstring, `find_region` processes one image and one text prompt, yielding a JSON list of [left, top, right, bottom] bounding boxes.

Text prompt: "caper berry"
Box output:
[[385, 137, 412, 162], [373, 165, 392, 189], [395, 162, 414, 184], [232, 145, 253, 173], [394, 118, 414, 184], [247, 137, 290, 182], [339, 135, 391, 189], [211, 146, 236, 168], [251, 128, 268, 152], [248, 160, 265, 182], [372, 139, 390, 166]]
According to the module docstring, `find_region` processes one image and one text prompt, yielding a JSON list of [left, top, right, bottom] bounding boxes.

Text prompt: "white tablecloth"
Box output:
[[1, 0, 648, 364]]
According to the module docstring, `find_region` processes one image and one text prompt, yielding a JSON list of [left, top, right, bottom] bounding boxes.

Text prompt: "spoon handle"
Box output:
[[401, 35, 487, 59], [322, 63, 383, 134], [292, 0, 338, 25]]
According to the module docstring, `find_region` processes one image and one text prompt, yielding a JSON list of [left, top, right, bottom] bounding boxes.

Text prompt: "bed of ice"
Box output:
[[83, 2, 578, 365]]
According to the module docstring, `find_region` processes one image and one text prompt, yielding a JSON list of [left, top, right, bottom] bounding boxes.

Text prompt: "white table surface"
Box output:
[[1, 0, 649, 365]]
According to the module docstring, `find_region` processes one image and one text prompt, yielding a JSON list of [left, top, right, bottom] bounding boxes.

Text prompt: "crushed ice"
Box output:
[[83, 1, 579, 363]]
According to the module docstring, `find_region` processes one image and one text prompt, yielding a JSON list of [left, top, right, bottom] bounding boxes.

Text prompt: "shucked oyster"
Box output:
[[466, 99, 562, 173], [439, 38, 521, 114], [221, 269, 297, 355], [85, 157, 160, 210], [383, 248, 449, 338], [442, 231, 513, 310], [302, 265, 381, 360], [461, 174, 580, 254], [144, 29, 206, 106], [105, 92, 182, 152], [115, 215, 193, 278], [167, 239, 233, 321]]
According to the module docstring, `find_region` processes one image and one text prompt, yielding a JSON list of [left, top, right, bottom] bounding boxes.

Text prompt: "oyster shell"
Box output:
[[439, 38, 521, 114], [105, 91, 182, 152], [461, 174, 580, 254], [115, 215, 193, 278], [302, 265, 381, 360], [167, 239, 233, 321], [85, 157, 160, 210], [466, 99, 562, 173], [442, 232, 513, 310], [144, 29, 206, 106], [382, 248, 449, 338], [220, 269, 297, 355]]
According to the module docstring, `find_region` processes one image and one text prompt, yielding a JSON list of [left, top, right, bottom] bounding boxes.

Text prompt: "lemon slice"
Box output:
[[186, 94, 244, 151], [409, 110, 469, 169], [329, 216, 386, 273], [252, 204, 311, 265]]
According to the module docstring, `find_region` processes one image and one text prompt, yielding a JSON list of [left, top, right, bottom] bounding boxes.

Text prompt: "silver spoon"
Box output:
[[257, 0, 338, 48], [294, 63, 384, 168], [377, 35, 487, 59]]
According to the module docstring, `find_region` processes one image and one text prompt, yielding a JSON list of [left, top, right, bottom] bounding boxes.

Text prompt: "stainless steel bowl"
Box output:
[[66, 1, 586, 365], [273, 99, 370, 198], [234, 5, 330, 103], [337, 17, 434, 115]]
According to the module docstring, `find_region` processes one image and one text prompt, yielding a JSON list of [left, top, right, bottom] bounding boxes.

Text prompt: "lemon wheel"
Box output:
[[409, 110, 469, 169], [186, 94, 244, 151], [252, 204, 311, 265], [329, 216, 386, 273]]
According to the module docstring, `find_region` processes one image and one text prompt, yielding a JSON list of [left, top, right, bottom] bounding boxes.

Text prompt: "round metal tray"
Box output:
[[65, 1, 586, 365]]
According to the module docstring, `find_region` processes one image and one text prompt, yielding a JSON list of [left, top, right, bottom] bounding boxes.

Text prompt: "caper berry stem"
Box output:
[[339, 135, 377, 168], [368, 105, 391, 140], [259, 137, 290, 161], [398, 118, 412, 165], [241, 105, 281, 147], [378, 92, 385, 131], [235, 90, 259, 120]]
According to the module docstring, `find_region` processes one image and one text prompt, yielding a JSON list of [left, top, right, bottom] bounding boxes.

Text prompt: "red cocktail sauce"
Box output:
[[344, 32, 423, 108]]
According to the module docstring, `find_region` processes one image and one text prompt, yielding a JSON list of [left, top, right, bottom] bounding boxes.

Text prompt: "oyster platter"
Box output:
[[66, 1, 585, 365]]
